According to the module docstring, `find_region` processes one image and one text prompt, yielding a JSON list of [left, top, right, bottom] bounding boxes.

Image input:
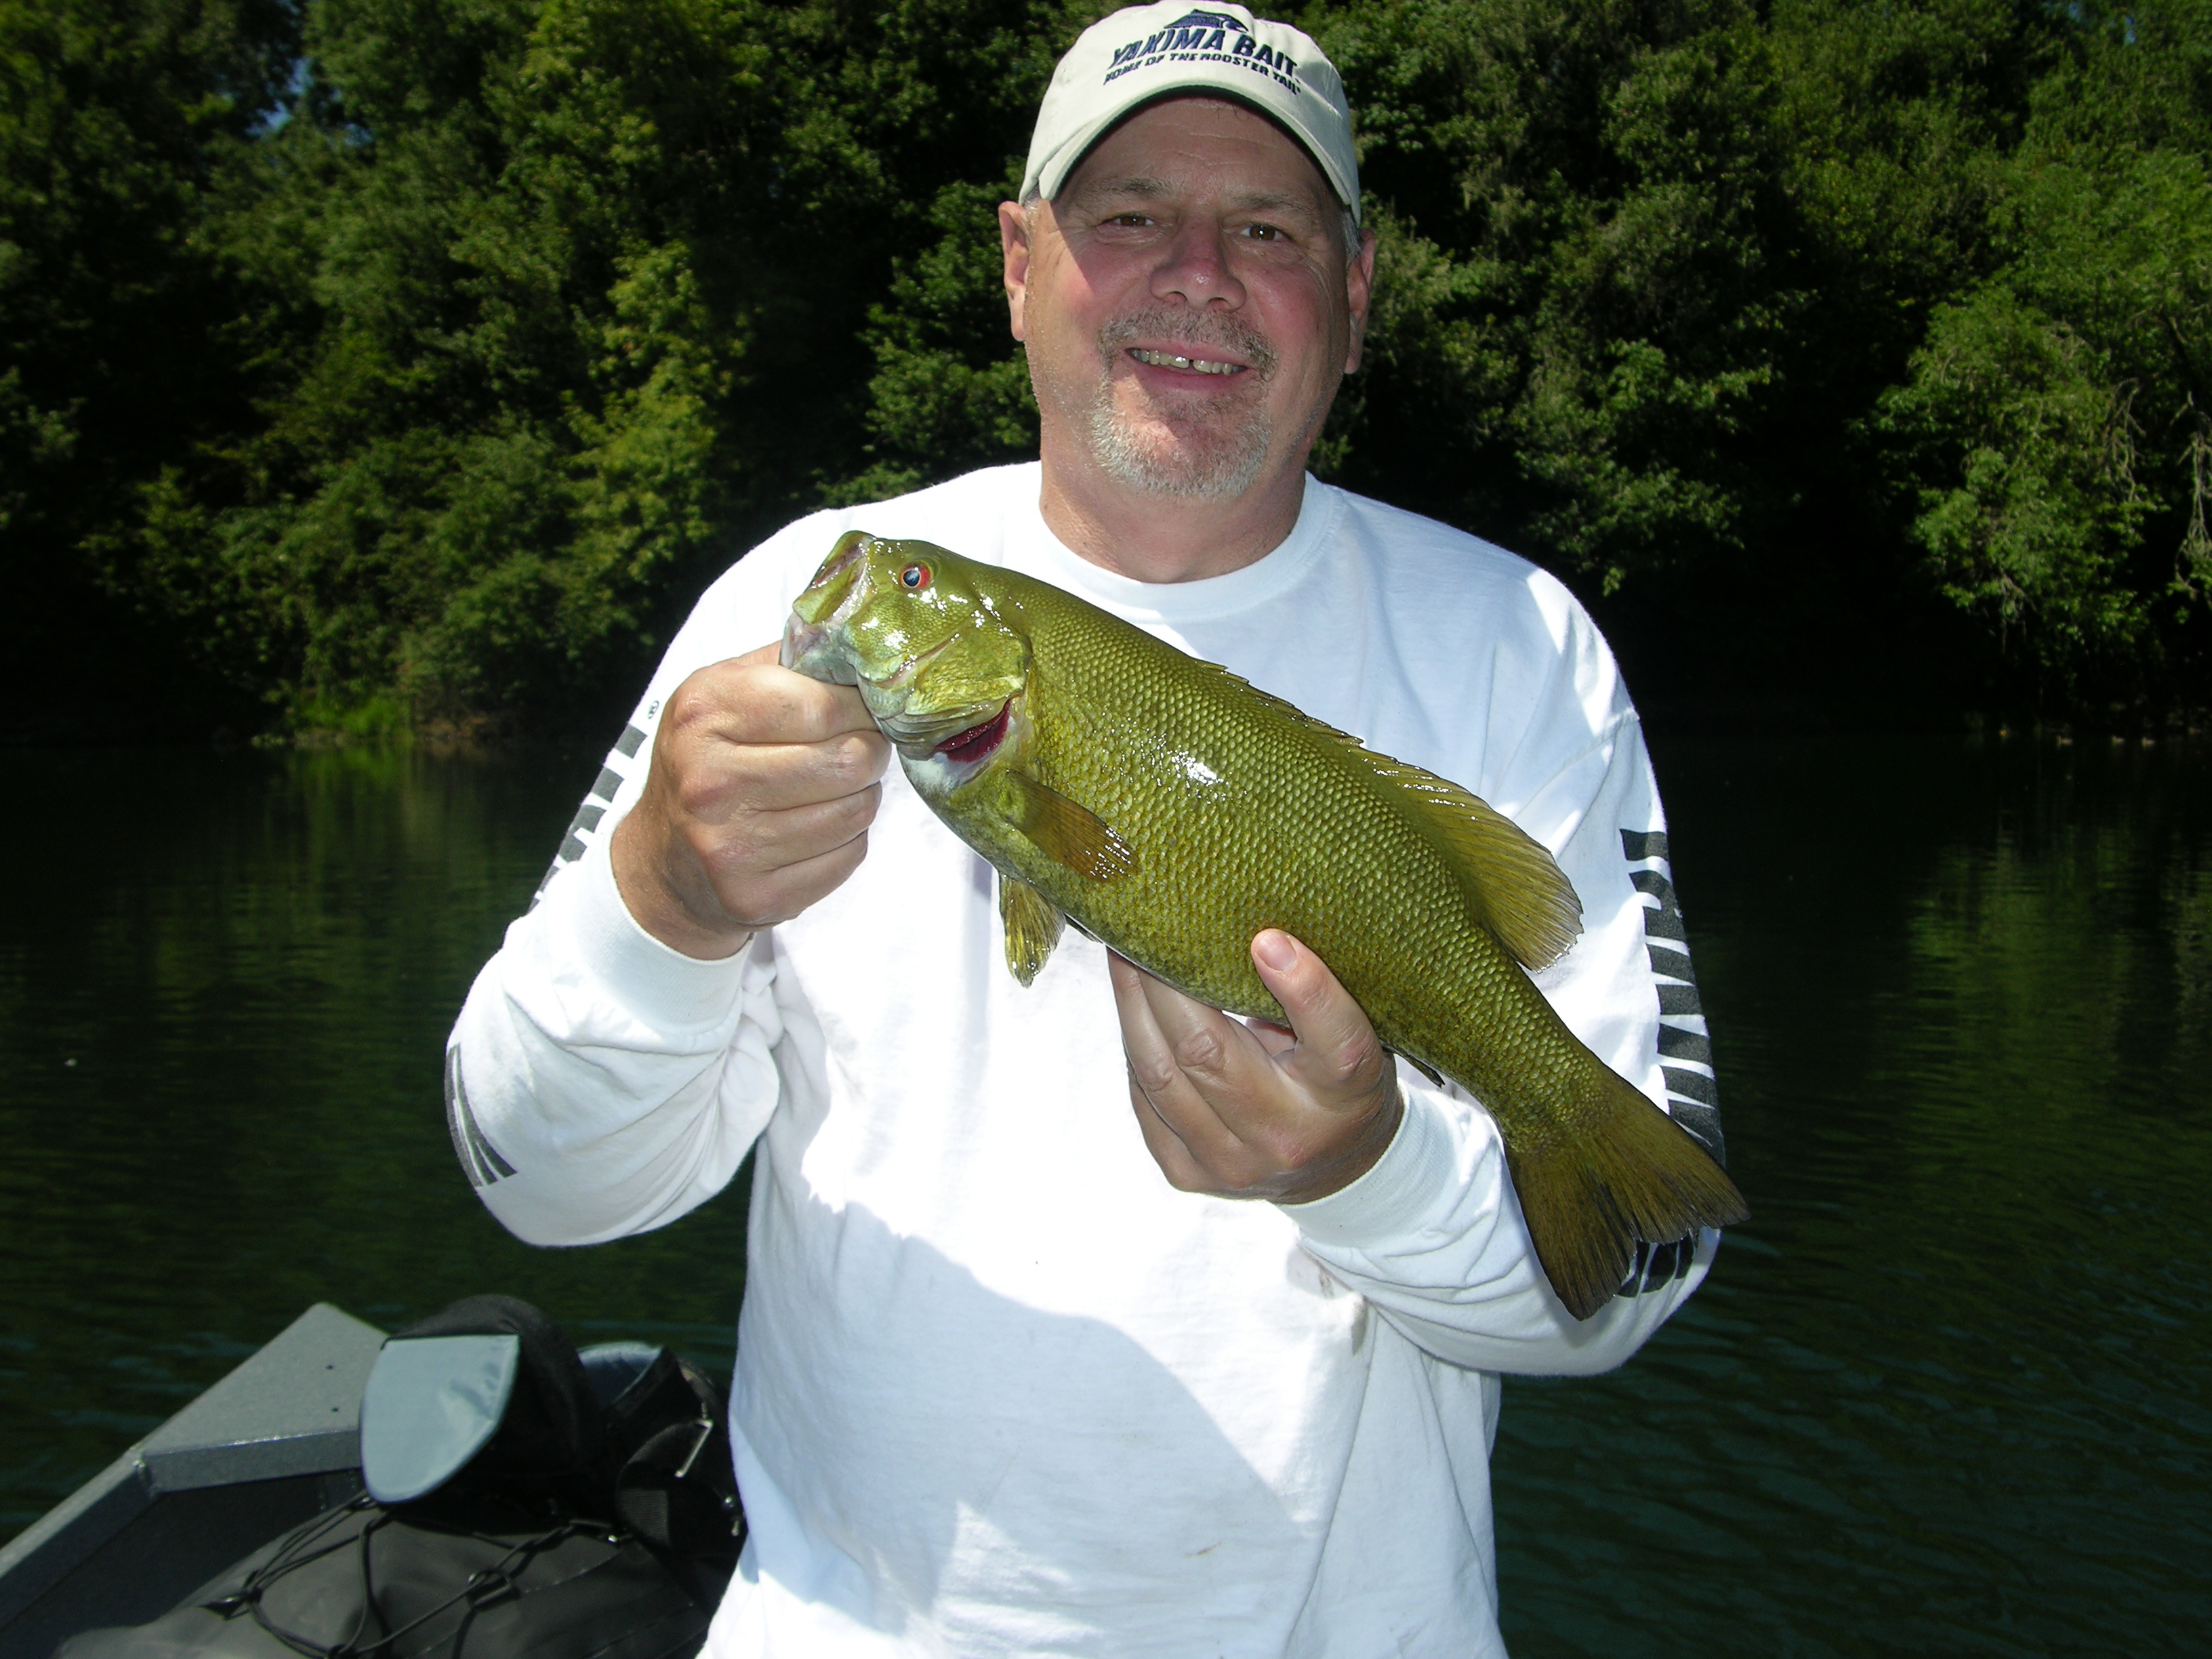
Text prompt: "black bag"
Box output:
[[55, 1298, 741, 1659]]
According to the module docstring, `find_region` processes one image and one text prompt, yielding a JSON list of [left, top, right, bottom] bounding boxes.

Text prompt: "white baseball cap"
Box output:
[[1020, 4, 1360, 225]]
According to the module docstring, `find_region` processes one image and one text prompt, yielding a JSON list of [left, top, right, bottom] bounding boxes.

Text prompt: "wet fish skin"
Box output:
[[782, 531, 1747, 1319]]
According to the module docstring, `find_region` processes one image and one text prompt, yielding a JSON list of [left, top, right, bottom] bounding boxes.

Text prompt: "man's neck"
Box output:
[[1035, 434, 1309, 583]]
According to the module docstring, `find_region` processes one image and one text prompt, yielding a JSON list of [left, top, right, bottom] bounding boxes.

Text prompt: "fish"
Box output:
[[780, 530, 1748, 1319]]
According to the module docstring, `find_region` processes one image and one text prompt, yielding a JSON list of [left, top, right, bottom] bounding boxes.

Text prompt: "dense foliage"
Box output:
[[5, 0, 2209, 737]]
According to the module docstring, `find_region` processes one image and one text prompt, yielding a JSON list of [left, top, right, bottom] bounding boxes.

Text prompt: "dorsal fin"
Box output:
[[1217, 670, 1581, 970], [1162, 657, 1582, 970], [1349, 755, 1582, 970]]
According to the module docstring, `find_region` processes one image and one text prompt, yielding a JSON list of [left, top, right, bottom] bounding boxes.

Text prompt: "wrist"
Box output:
[[1273, 1080, 1406, 1206], [609, 805, 754, 962]]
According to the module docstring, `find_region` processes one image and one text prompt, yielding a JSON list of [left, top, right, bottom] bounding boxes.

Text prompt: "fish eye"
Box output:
[[901, 564, 931, 590]]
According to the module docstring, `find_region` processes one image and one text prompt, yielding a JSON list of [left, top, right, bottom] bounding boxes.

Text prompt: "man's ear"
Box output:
[[1344, 226, 1376, 374], [1000, 201, 1034, 342]]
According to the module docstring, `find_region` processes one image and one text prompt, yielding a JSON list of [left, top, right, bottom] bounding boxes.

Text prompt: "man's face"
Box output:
[[1002, 98, 1372, 503]]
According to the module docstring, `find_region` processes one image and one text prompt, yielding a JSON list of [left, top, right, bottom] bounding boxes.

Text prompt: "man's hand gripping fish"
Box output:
[[781, 531, 1748, 1319]]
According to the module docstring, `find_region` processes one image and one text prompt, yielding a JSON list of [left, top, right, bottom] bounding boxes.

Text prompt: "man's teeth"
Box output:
[[1130, 348, 1240, 375]]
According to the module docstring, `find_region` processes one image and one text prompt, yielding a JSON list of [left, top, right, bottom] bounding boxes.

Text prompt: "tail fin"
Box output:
[[1504, 1070, 1749, 1321]]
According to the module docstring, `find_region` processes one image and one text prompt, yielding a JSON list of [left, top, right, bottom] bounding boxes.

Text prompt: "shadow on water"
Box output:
[[2, 734, 2207, 1654]]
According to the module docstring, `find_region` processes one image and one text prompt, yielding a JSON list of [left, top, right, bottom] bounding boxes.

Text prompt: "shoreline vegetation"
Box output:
[[5, 1, 2211, 748]]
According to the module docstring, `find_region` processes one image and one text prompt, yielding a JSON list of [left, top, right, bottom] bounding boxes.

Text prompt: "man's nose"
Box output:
[[1150, 217, 1246, 310]]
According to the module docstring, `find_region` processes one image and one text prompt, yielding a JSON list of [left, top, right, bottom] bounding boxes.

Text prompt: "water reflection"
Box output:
[[1, 735, 2205, 1655], [0, 746, 750, 1540], [1494, 733, 2210, 1656]]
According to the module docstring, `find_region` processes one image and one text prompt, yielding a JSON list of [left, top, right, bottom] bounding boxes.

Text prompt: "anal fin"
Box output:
[[998, 873, 1065, 987]]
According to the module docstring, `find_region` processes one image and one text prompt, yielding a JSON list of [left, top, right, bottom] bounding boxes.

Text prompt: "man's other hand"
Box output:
[[611, 642, 890, 960], [1111, 930, 1404, 1204]]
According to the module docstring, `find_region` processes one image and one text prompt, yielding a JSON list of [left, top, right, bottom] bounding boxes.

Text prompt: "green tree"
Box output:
[[1881, 0, 2212, 708], [0, 0, 299, 737], [1309, 0, 1799, 595], [82, 0, 1090, 732], [14, 0, 2211, 734]]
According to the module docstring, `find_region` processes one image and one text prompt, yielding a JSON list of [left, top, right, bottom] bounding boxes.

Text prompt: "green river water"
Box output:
[[1, 731, 2205, 1654]]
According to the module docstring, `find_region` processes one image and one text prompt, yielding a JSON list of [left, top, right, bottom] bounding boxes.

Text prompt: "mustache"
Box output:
[[1098, 310, 1278, 377]]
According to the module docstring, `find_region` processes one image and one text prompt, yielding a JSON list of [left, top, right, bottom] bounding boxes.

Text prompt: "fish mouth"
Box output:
[[780, 611, 857, 683], [934, 700, 1010, 768], [784, 609, 954, 695], [781, 533, 876, 680], [795, 531, 869, 615]]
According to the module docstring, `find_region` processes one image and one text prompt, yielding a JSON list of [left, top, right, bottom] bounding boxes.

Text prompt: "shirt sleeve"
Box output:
[[1280, 578, 1729, 1376], [441, 518, 840, 1246]]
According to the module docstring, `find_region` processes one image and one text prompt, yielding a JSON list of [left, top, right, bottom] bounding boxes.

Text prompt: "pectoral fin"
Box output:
[[998, 873, 1064, 987], [1005, 771, 1134, 882]]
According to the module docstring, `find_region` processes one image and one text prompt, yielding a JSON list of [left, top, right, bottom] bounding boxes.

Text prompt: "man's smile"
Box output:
[[1127, 347, 1246, 376]]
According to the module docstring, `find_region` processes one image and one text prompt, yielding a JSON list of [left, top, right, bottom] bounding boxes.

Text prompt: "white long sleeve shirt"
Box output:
[[447, 465, 1727, 1657]]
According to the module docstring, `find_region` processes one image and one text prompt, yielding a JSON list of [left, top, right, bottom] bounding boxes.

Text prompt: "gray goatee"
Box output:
[[1085, 312, 1280, 501]]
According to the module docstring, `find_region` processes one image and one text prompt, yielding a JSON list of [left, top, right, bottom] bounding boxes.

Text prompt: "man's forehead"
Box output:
[[1059, 96, 1337, 211]]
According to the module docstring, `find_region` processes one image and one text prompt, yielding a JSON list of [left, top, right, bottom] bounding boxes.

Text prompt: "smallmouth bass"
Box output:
[[781, 531, 1746, 1319]]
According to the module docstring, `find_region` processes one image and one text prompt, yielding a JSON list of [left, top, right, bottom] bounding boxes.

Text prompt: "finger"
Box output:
[[681, 729, 889, 817], [731, 662, 882, 743], [695, 782, 882, 873], [1249, 930, 1389, 1107], [1242, 1016, 1297, 1061], [1108, 954, 1247, 1165], [1124, 1061, 1214, 1192], [666, 651, 884, 749], [1124, 957, 1251, 1092], [708, 828, 876, 931]]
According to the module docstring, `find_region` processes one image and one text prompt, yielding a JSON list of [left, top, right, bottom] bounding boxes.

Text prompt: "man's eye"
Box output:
[[1242, 223, 1285, 242]]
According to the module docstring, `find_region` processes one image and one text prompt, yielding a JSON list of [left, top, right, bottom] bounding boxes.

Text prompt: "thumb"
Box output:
[[1250, 930, 1385, 1102]]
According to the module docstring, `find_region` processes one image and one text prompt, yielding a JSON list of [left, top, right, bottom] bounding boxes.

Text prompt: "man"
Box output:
[[447, 5, 1729, 1653]]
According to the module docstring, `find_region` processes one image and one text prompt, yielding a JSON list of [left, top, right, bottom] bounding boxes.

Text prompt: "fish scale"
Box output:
[[783, 531, 1748, 1319]]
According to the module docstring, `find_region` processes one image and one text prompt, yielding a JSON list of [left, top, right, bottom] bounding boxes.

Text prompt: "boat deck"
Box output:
[[0, 1304, 386, 1657]]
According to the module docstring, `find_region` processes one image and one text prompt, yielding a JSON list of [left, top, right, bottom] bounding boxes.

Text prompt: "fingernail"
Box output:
[[1252, 930, 1296, 974]]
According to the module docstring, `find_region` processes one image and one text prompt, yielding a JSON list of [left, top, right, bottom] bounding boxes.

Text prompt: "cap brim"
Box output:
[[1025, 80, 1359, 222]]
